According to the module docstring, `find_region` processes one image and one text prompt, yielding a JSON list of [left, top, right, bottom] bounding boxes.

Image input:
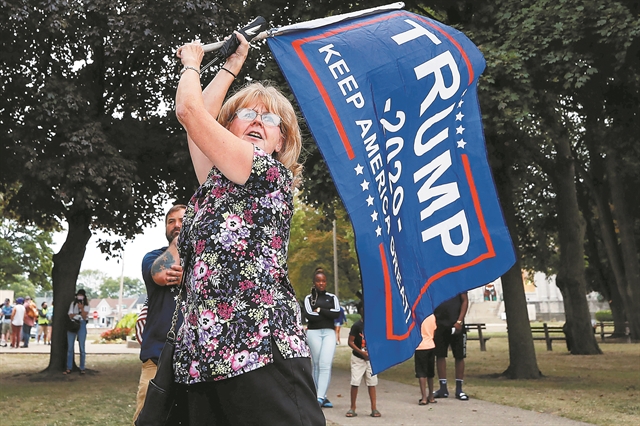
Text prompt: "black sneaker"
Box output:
[[322, 398, 334, 408], [433, 389, 449, 398]]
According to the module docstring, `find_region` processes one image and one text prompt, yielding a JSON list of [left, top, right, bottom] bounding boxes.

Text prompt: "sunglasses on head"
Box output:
[[234, 108, 282, 128]]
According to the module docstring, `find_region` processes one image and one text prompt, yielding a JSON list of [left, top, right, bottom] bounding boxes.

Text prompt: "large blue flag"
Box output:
[[267, 5, 516, 373]]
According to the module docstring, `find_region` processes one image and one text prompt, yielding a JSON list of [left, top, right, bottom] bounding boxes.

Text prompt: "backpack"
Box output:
[[26, 303, 38, 320]]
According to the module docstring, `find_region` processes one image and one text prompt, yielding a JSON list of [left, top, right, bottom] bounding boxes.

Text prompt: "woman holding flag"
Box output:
[[172, 33, 324, 425]]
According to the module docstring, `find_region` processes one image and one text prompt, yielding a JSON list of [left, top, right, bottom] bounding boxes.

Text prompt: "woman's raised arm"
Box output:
[[176, 34, 253, 185]]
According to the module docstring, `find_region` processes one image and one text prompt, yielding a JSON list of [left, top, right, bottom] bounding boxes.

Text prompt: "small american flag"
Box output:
[[136, 304, 147, 345]]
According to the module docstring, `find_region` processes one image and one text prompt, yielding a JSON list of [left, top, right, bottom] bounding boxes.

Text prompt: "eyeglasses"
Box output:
[[234, 108, 282, 128]]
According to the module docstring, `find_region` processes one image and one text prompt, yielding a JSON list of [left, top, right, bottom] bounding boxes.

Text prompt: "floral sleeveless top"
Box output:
[[174, 146, 309, 384]]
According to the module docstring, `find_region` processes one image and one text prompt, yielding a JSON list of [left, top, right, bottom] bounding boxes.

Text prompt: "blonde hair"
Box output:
[[218, 82, 303, 187]]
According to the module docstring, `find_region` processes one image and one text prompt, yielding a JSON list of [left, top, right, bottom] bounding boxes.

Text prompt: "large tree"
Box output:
[[0, 0, 252, 372], [471, 0, 639, 350], [473, 40, 545, 375]]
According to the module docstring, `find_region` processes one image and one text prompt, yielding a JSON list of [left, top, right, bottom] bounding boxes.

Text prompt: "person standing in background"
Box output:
[[346, 302, 380, 418], [65, 289, 90, 374], [37, 302, 50, 345], [46, 302, 54, 345], [10, 297, 25, 349], [132, 204, 185, 424], [304, 267, 341, 408], [415, 314, 437, 405], [433, 291, 469, 401], [22, 296, 37, 348], [334, 305, 347, 345], [1, 298, 12, 347]]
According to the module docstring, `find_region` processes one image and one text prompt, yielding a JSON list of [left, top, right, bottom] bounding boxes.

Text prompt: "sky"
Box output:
[[52, 214, 169, 281]]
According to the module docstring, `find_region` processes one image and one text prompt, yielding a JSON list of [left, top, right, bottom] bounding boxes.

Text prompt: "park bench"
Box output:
[[531, 322, 566, 351], [597, 321, 630, 342], [465, 323, 490, 351]]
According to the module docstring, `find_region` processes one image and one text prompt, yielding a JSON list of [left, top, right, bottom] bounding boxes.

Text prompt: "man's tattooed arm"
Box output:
[[150, 240, 182, 286]]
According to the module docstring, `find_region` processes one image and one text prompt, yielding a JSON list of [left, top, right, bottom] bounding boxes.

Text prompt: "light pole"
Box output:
[[333, 219, 338, 298], [118, 257, 124, 322]]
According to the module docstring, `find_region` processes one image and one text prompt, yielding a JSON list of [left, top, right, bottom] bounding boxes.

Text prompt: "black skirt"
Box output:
[[167, 345, 325, 426]]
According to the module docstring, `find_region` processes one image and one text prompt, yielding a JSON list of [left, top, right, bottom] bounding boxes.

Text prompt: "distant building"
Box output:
[[88, 296, 145, 328], [0, 290, 14, 304], [466, 272, 610, 323]]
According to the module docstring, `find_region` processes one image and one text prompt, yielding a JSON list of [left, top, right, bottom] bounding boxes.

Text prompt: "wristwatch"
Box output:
[[456, 320, 463, 325]]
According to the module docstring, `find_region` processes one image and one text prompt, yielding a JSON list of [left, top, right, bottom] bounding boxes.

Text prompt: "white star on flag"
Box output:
[[354, 164, 364, 175], [375, 226, 382, 237], [360, 180, 370, 191], [371, 210, 378, 222], [366, 195, 374, 206], [457, 139, 467, 149], [456, 112, 464, 121], [456, 125, 465, 134]]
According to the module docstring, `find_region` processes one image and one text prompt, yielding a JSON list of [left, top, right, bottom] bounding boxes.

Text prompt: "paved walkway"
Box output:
[[1, 337, 593, 425], [322, 367, 592, 426]]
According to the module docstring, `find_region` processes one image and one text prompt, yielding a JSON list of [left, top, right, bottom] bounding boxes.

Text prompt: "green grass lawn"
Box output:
[[0, 354, 141, 426], [1, 336, 638, 425]]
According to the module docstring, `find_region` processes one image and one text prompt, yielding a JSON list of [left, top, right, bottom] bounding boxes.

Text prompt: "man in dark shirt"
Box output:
[[133, 204, 186, 423], [433, 291, 469, 401]]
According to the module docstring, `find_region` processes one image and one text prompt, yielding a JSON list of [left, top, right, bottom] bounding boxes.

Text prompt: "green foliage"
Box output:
[[99, 278, 122, 299], [115, 312, 138, 329], [595, 310, 614, 322], [99, 276, 145, 299], [467, 0, 640, 282], [288, 195, 361, 302], [76, 270, 107, 299], [1, 275, 37, 300], [346, 313, 360, 328], [1, 0, 209, 252], [77, 269, 144, 298], [0, 218, 53, 292]]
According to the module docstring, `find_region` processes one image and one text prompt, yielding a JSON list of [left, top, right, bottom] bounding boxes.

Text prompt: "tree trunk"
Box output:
[[501, 260, 543, 378], [607, 280, 629, 338], [46, 211, 92, 373], [585, 186, 629, 336], [604, 150, 640, 340], [578, 177, 628, 337], [492, 145, 542, 379], [553, 137, 601, 354], [582, 121, 630, 337]]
